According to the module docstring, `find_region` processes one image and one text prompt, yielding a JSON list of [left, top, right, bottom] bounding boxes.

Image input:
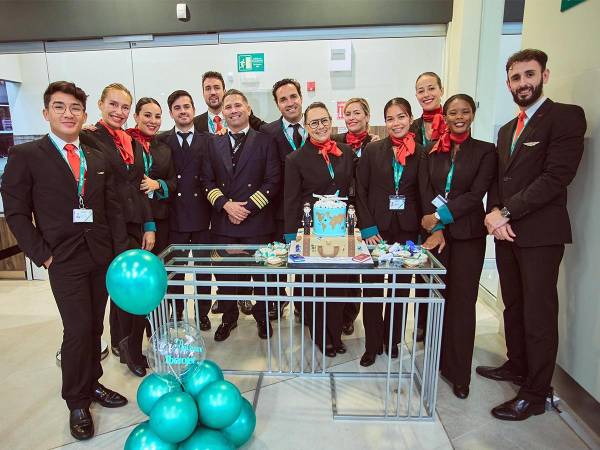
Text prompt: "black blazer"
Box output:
[[410, 117, 428, 147], [284, 140, 357, 241], [193, 111, 266, 133], [420, 136, 497, 240], [146, 139, 177, 220], [0, 136, 128, 266], [200, 128, 280, 238], [157, 128, 212, 233], [80, 124, 153, 226], [487, 99, 586, 247], [355, 138, 423, 235]]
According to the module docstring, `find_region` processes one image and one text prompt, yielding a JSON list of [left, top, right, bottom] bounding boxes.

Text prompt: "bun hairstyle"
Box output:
[[383, 97, 413, 119], [443, 94, 477, 115]]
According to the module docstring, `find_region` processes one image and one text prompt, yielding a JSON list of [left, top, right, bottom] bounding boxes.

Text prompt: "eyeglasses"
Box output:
[[51, 102, 85, 116], [307, 117, 331, 130]]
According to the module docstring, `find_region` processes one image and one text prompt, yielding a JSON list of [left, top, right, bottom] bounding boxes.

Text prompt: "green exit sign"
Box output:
[[237, 53, 265, 72]]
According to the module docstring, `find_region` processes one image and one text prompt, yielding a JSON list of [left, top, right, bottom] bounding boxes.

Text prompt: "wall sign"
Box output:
[[237, 53, 265, 72]]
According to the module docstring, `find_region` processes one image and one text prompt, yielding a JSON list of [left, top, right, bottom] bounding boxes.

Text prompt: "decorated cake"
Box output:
[[313, 196, 346, 237]]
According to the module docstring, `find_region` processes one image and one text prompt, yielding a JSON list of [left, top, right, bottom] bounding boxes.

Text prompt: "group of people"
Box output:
[[0, 48, 586, 440]]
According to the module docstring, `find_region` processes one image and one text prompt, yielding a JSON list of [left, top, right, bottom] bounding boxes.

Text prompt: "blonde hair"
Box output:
[[100, 83, 133, 103], [344, 97, 370, 116]]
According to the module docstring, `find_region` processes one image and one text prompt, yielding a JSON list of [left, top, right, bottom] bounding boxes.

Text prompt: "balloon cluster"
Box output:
[[125, 360, 256, 450]]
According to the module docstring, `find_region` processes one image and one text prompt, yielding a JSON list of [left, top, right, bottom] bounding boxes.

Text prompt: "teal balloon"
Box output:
[[182, 360, 224, 397], [124, 421, 177, 450], [196, 381, 242, 429], [149, 392, 198, 443], [137, 373, 182, 416], [221, 399, 256, 448], [178, 427, 234, 450], [106, 249, 167, 315]]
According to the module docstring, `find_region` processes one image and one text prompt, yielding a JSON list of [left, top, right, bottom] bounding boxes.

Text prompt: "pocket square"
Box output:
[[523, 141, 539, 147], [96, 171, 105, 174]]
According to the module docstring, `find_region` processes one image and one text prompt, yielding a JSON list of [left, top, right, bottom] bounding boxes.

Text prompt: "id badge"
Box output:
[[389, 195, 406, 210], [147, 191, 154, 199], [431, 194, 447, 208], [73, 208, 93, 223]]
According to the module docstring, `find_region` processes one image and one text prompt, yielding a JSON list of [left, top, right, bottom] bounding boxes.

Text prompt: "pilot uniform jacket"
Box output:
[[158, 128, 212, 233], [284, 140, 357, 242], [487, 99, 586, 247], [1, 135, 128, 266], [80, 124, 153, 228], [145, 139, 176, 221], [193, 111, 266, 133], [355, 138, 423, 237], [420, 136, 497, 240], [200, 128, 280, 238]]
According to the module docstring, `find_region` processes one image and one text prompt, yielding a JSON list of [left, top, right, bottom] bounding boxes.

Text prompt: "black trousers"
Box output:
[[168, 229, 213, 320], [436, 235, 486, 386], [362, 223, 418, 353], [48, 243, 108, 410], [496, 241, 564, 403], [343, 277, 361, 325], [212, 233, 271, 324]]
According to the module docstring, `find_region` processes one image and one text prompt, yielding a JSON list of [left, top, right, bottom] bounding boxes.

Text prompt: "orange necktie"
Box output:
[[64, 144, 85, 194], [213, 115, 223, 132], [512, 111, 527, 146]]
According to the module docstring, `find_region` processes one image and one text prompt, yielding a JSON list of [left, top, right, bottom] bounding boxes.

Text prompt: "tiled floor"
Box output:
[[0, 276, 594, 450]]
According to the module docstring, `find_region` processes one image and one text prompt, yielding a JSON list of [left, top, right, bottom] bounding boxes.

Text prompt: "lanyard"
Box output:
[[142, 151, 153, 176], [444, 149, 457, 199], [421, 122, 430, 147], [392, 157, 404, 194], [326, 161, 335, 179], [49, 136, 87, 200], [209, 115, 227, 134], [281, 121, 306, 151]]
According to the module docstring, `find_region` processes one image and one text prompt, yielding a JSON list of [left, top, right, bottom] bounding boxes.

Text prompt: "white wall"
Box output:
[[493, 34, 522, 140], [0, 54, 22, 82], [522, 0, 600, 402]]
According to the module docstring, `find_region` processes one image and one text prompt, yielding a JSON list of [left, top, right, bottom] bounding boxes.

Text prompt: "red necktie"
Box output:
[[64, 144, 80, 180], [213, 115, 223, 132], [512, 111, 527, 145]]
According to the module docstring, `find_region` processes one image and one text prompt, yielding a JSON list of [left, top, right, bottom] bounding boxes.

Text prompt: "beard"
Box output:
[[511, 81, 544, 107]]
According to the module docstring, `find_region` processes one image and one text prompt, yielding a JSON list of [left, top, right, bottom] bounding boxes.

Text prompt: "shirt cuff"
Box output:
[[143, 221, 156, 232], [156, 179, 169, 200], [360, 225, 379, 239], [431, 223, 445, 232], [284, 233, 297, 244], [436, 204, 454, 225]]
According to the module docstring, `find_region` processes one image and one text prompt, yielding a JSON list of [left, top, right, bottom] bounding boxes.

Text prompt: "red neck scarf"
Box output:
[[390, 132, 416, 165], [310, 137, 342, 165], [345, 130, 368, 150], [430, 130, 470, 154], [99, 120, 135, 164], [421, 106, 447, 141], [126, 127, 153, 153]]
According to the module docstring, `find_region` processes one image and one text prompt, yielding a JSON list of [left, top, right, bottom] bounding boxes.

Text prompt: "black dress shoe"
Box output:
[[199, 315, 211, 331], [324, 345, 337, 358], [92, 383, 128, 408], [238, 300, 254, 316], [385, 345, 399, 359], [336, 343, 347, 354], [360, 351, 377, 367], [257, 320, 273, 339], [342, 322, 354, 336], [491, 397, 545, 421], [111, 345, 120, 358], [416, 328, 425, 342], [211, 301, 224, 314], [214, 321, 238, 342], [269, 301, 288, 320], [476, 363, 525, 385], [453, 384, 470, 399], [70, 408, 94, 440], [119, 338, 146, 377]]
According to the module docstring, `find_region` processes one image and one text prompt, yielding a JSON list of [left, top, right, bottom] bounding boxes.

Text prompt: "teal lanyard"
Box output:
[[445, 149, 457, 199], [49, 136, 87, 200], [326, 162, 335, 179], [392, 157, 404, 194], [142, 151, 153, 176], [208, 115, 227, 134], [421, 122, 431, 147], [281, 121, 306, 151]]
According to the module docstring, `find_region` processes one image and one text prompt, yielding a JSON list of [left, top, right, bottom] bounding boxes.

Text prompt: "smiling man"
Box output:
[[479, 49, 587, 421], [0, 81, 129, 440]]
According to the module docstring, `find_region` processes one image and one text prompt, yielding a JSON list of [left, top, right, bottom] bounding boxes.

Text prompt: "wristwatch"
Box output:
[[434, 212, 440, 220], [500, 207, 511, 218]]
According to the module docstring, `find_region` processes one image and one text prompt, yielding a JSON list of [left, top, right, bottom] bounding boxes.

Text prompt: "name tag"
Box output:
[[431, 195, 447, 208], [73, 208, 93, 223], [147, 191, 154, 199], [389, 195, 406, 210]]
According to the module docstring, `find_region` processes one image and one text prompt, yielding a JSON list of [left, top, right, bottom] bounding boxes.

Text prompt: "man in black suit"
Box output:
[[200, 89, 280, 341], [193, 71, 266, 134], [479, 49, 587, 420], [0, 81, 129, 440], [157, 90, 212, 330]]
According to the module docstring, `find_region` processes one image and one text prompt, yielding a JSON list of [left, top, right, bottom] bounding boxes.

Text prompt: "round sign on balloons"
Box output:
[[106, 249, 167, 315]]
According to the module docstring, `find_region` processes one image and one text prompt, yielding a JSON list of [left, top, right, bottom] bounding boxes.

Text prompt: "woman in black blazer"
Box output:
[[127, 97, 176, 255], [410, 72, 446, 147], [284, 102, 357, 357], [355, 98, 423, 366], [80, 83, 155, 377], [420, 94, 496, 399]]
